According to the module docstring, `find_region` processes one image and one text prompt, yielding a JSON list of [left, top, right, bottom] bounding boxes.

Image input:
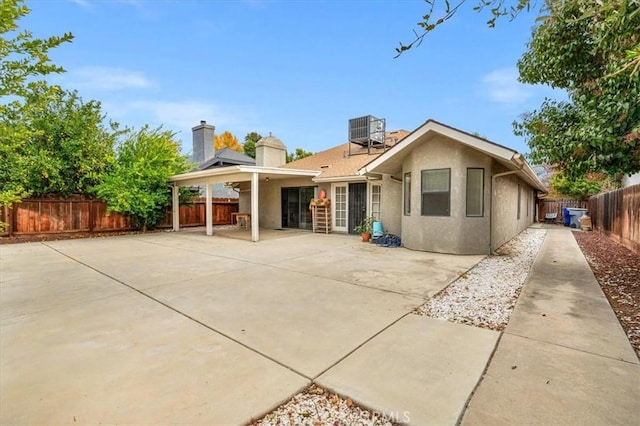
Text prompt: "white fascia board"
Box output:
[[313, 175, 367, 183], [359, 125, 431, 175], [360, 120, 518, 175], [170, 165, 319, 184]]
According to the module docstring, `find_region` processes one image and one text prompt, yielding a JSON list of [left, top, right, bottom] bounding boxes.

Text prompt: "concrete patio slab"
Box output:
[[146, 263, 423, 378], [274, 240, 484, 297], [462, 334, 640, 425], [1, 286, 308, 425], [316, 315, 499, 426], [52, 245, 251, 291], [1, 244, 130, 321], [4, 231, 489, 425]]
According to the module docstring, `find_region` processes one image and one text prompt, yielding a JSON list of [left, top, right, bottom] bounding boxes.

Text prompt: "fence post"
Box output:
[[11, 203, 16, 237], [89, 199, 94, 233]]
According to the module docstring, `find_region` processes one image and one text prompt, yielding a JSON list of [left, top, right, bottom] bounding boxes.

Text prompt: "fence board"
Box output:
[[537, 199, 588, 223], [1, 196, 239, 237], [157, 198, 238, 227], [589, 184, 640, 255]]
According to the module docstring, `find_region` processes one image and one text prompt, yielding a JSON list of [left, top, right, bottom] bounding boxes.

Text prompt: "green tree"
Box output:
[[94, 126, 192, 231], [286, 148, 314, 163], [1, 88, 119, 198], [0, 0, 73, 98], [515, 0, 640, 178], [243, 131, 262, 159], [396, 0, 639, 75], [549, 172, 603, 200], [0, 0, 73, 230]]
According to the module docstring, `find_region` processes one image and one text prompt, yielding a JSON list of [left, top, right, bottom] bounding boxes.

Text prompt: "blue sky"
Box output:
[[25, 0, 564, 157]]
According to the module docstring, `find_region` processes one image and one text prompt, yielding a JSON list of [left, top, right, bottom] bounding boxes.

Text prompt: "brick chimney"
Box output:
[[256, 133, 287, 167], [192, 120, 215, 164]]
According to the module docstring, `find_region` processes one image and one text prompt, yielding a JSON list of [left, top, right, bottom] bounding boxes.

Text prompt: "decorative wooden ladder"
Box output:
[[311, 202, 331, 234]]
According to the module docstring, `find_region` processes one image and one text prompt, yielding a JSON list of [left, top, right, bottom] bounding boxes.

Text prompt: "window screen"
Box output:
[[404, 172, 411, 215], [421, 169, 450, 216], [466, 168, 484, 217]]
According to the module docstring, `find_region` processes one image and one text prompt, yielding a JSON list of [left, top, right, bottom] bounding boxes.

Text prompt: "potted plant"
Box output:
[[354, 216, 374, 242]]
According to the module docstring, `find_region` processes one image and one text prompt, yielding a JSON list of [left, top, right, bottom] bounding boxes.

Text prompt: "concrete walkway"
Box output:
[[463, 227, 640, 425], [1, 227, 638, 425]]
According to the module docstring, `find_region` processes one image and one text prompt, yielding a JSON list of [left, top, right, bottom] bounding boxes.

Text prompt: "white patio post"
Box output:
[[251, 172, 259, 242], [172, 184, 180, 232], [205, 182, 213, 236]]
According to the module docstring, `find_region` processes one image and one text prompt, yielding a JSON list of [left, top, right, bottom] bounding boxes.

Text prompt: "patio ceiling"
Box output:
[[169, 165, 320, 187], [168, 165, 320, 242]]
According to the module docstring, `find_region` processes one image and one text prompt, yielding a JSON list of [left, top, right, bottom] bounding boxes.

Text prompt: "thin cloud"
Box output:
[[66, 66, 152, 91], [128, 100, 241, 131], [481, 68, 533, 104], [70, 0, 91, 7]]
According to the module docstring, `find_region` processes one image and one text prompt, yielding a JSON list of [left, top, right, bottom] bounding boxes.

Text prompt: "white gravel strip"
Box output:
[[415, 228, 547, 330], [250, 385, 396, 426]]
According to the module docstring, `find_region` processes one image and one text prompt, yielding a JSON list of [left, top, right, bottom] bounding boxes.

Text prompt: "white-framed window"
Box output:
[[370, 184, 381, 221]]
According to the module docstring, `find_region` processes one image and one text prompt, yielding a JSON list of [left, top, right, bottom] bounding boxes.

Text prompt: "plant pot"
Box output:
[[361, 232, 371, 242]]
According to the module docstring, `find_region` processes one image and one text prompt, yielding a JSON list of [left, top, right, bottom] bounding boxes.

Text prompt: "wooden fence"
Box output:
[[0, 197, 239, 237], [537, 198, 588, 223], [156, 198, 238, 229], [588, 184, 640, 255]]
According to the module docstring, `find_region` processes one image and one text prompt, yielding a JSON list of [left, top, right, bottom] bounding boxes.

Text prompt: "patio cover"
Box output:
[[169, 165, 320, 242]]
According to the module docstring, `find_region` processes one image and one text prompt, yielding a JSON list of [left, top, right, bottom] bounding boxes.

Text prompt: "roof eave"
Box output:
[[170, 165, 320, 184]]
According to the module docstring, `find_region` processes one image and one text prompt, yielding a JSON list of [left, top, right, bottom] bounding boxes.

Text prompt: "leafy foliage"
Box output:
[[549, 172, 603, 200], [395, 0, 531, 57], [286, 148, 314, 163], [0, 0, 73, 230], [242, 131, 262, 159], [397, 0, 639, 75], [0, 0, 73, 98], [214, 130, 243, 152], [94, 127, 192, 231], [1, 88, 119, 198], [516, 0, 640, 178], [354, 216, 374, 234]]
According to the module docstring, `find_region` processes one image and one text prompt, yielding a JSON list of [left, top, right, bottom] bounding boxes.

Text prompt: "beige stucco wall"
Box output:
[[379, 175, 402, 235], [490, 167, 536, 251], [400, 135, 493, 254], [259, 177, 318, 228], [237, 179, 337, 230]]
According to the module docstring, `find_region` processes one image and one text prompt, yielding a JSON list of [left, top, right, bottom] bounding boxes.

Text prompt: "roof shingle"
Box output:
[[280, 130, 409, 179]]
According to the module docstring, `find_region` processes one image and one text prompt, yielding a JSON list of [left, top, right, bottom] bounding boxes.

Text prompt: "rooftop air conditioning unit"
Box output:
[[349, 115, 386, 146]]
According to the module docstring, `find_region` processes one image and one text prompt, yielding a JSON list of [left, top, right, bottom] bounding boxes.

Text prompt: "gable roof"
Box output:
[[198, 148, 255, 170], [280, 130, 409, 181], [359, 119, 546, 192]]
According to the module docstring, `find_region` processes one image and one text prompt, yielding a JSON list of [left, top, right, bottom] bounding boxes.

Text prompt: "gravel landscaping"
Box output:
[[414, 228, 547, 330], [249, 385, 396, 426]]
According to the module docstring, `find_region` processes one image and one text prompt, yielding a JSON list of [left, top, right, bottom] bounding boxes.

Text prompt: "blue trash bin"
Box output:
[[563, 208, 571, 226], [567, 208, 587, 229]]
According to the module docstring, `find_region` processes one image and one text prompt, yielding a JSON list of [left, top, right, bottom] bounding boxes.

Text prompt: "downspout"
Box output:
[[489, 170, 520, 254]]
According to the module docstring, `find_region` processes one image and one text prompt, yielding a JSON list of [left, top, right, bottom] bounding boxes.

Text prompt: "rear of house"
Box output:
[[170, 118, 545, 255], [360, 120, 544, 254]]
